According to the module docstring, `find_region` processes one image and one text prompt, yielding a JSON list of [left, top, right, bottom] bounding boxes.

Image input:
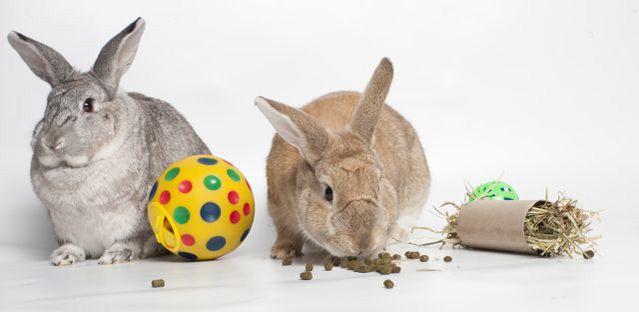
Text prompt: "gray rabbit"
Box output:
[[7, 18, 210, 265]]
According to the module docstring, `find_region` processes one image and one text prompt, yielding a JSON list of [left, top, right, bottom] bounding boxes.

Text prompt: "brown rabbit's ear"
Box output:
[[92, 17, 146, 98], [350, 57, 394, 144], [7, 31, 74, 87], [255, 96, 329, 162]]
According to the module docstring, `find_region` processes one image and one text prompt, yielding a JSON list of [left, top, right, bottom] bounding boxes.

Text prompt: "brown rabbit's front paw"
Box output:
[[271, 242, 302, 259]]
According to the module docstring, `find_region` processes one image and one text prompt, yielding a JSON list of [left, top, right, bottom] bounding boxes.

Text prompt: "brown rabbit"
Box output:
[[256, 58, 430, 258]]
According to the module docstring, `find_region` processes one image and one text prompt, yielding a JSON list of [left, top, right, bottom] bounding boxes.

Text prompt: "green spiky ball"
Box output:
[[469, 181, 519, 201]]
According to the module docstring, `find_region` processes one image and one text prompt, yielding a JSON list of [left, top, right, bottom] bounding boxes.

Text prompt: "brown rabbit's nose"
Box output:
[[355, 235, 376, 253]]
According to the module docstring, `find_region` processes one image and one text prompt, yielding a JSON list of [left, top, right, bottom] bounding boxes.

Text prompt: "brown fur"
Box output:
[[256, 58, 430, 258]]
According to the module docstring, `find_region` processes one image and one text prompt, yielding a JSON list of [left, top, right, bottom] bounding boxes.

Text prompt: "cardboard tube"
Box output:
[[457, 200, 544, 254]]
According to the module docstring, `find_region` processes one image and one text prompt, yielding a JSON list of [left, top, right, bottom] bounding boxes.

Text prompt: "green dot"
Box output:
[[227, 169, 241, 182], [173, 206, 190, 224], [165, 167, 180, 182], [204, 175, 222, 190]]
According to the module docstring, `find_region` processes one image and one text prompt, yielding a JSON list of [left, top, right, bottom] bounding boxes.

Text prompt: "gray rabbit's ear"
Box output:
[[350, 57, 394, 144], [7, 31, 74, 87], [92, 17, 146, 97], [255, 96, 329, 162]]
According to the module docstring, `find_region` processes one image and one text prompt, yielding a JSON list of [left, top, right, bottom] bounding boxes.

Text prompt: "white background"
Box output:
[[0, 0, 637, 311]]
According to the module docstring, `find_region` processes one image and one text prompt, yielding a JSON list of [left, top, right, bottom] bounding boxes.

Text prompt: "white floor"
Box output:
[[0, 223, 634, 311]]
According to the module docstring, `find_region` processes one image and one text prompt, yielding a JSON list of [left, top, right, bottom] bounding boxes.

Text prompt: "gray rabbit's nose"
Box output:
[[43, 137, 65, 150]]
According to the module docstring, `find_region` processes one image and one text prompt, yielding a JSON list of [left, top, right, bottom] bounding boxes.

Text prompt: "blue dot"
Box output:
[[206, 236, 226, 251], [198, 157, 218, 165], [178, 251, 198, 261], [240, 228, 250, 242], [149, 182, 158, 200], [200, 202, 221, 222]]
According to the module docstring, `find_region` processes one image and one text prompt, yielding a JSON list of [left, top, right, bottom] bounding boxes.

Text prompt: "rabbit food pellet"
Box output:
[[405, 251, 420, 259], [583, 250, 595, 259], [293, 248, 454, 283], [300, 271, 313, 280], [324, 261, 334, 271], [384, 279, 394, 289], [151, 279, 165, 288]]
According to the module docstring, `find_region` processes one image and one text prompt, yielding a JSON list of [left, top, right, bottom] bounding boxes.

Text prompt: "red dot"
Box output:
[[228, 191, 240, 205], [230, 211, 241, 224], [178, 180, 192, 193], [159, 191, 171, 204], [243, 203, 251, 216], [181, 234, 195, 246]]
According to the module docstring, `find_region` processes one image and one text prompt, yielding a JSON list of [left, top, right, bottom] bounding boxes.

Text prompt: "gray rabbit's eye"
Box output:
[[324, 186, 333, 202], [83, 98, 95, 113]]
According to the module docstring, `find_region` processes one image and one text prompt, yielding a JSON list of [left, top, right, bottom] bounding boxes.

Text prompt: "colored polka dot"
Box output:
[[173, 206, 190, 224], [178, 251, 198, 261], [159, 191, 171, 204], [148, 182, 158, 200], [198, 157, 218, 165], [243, 203, 251, 216], [165, 167, 180, 181], [178, 180, 192, 193], [240, 228, 250, 242], [227, 169, 241, 182], [230, 211, 241, 224], [206, 236, 226, 251], [203, 175, 222, 191], [181, 234, 195, 246], [228, 191, 240, 205], [200, 202, 221, 222]]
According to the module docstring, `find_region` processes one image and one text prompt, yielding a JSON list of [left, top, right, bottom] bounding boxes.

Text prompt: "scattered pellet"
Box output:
[[443, 256, 453, 262], [392, 254, 401, 260], [383, 279, 394, 289], [391, 266, 401, 273], [282, 258, 293, 266], [583, 250, 595, 259], [300, 271, 313, 280], [405, 251, 420, 259], [419, 255, 429, 262], [151, 279, 165, 288], [378, 266, 392, 275], [324, 261, 334, 271], [305, 263, 314, 271]]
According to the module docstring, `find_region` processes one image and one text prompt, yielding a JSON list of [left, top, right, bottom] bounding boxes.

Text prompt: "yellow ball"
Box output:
[[147, 155, 255, 261]]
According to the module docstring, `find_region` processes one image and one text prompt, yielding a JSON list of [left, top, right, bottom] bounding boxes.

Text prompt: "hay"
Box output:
[[524, 195, 598, 257], [414, 193, 600, 257]]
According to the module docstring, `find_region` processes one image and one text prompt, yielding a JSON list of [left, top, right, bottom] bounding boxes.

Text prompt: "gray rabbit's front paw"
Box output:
[[50, 244, 86, 266], [98, 243, 140, 265]]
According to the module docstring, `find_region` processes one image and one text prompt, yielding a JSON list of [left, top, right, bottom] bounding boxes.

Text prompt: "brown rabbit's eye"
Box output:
[[83, 98, 95, 113], [324, 186, 333, 202]]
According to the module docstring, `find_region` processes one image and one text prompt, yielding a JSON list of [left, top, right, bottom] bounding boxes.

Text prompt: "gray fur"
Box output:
[[8, 18, 210, 265]]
